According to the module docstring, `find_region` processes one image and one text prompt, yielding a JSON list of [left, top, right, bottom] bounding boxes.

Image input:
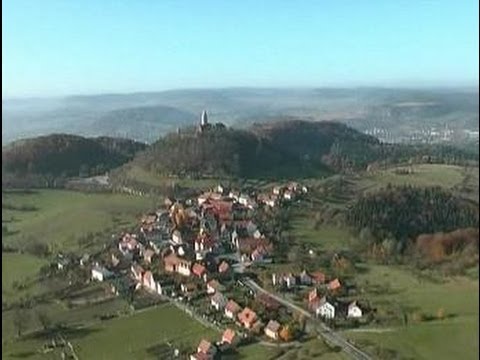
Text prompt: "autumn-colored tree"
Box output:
[[279, 326, 293, 342]]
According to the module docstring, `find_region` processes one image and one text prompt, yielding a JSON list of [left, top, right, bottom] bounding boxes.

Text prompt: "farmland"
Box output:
[[2, 189, 153, 251], [3, 304, 218, 360], [342, 264, 479, 360], [356, 164, 466, 192], [2, 190, 152, 301]]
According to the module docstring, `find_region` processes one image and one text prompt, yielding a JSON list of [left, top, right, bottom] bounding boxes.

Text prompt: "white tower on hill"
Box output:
[[201, 110, 208, 126]]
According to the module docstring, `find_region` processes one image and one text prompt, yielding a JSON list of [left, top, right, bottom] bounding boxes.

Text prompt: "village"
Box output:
[[52, 181, 369, 359]]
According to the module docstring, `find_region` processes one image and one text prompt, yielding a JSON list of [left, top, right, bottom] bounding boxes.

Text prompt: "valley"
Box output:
[[2, 155, 478, 359]]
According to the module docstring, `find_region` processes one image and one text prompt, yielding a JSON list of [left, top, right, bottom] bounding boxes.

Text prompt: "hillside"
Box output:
[[129, 120, 385, 179], [346, 185, 479, 250], [2, 134, 146, 180], [134, 124, 302, 179], [252, 120, 382, 171]]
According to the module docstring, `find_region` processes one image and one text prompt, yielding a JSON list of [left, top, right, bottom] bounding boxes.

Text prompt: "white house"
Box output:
[[315, 297, 335, 319], [238, 194, 250, 206], [264, 320, 281, 340], [265, 198, 277, 208], [224, 300, 241, 319], [273, 186, 283, 195], [211, 292, 227, 311], [172, 230, 183, 244], [142, 271, 163, 295], [284, 274, 296, 289], [347, 301, 362, 318], [283, 191, 293, 200], [91, 265, 113, 282]]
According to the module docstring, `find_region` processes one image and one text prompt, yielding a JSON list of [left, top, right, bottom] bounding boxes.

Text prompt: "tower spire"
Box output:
[[201, 110, 208, 126]]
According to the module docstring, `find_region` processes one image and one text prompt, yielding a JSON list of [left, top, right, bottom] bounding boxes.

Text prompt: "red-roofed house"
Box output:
[[222, 328, 239, 346], [189, 352, 212, 360], [119, 234, 139, 254], [197, 339, 217, 357], [238, 307, 258, 329], [192, 263, 207, 278], [328, 278, 341, 291], [164, 253, 192, 277]]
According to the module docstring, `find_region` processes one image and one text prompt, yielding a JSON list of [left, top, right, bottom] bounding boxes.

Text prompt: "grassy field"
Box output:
[[357, 164, 466, 193], [72, 304, 218, 359], [3, 303, 218, 360], [2, 190, 152, 300], [2, 253, 48, 292], [342, 264, 479, 360], [290, 215, 353, 252], [2, 189, 153, 252], [122, 164, 220, 189], [236, 338, 348, 360]]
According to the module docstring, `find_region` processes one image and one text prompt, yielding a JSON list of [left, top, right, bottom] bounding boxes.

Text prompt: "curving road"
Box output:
[[243, 278, 373, 360]]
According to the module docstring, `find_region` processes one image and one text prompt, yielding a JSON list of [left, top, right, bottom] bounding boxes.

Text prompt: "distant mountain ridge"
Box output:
[[90, 105, 197, 142], [3, 87, 478, 144]]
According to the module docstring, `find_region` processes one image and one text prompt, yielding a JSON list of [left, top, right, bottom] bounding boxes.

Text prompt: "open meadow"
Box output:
[[285, 163, 479, 360], [342, 264, 479, 360], [2, 190, 152, 302], [3, 303, 218, 360]]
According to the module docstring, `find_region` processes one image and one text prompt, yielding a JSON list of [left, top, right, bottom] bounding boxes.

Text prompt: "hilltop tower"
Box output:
[[201, 110, 208, 126], [198, 110, 210, 133]]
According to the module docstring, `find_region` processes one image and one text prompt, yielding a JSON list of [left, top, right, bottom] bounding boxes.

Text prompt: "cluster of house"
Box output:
[[271, 270, 332, 289], [84, 182, 316, 354], [206, 288, 284, 340], [271, 269, 363, 320], [190, 328, 240, 360], [307, 288, 363, 320], [257, 182, 308, 208]]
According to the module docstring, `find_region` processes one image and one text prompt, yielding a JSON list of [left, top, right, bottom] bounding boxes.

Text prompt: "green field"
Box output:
[[2, 189, 153, 251], [342, 264, 479, 360], [237, 338, 348, 360], [2, 253, 48, 292], [121, 164, 220, 189], [290, 216, 353, 252], [3, 304, 218, 360], [358, 164, 466, 192], [2, 190, 152, 302]]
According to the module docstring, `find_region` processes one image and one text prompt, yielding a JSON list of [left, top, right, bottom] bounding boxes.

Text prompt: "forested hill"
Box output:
[[132, 120, 384, 179], [134, 124, 304, 179], [2, 134, 146, 177], [346, 185, 479, 252], [131, 120, 478, 179]]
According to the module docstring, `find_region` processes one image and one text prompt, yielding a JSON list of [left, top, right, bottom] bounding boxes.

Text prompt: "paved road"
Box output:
[[244, 278, 373, 360]]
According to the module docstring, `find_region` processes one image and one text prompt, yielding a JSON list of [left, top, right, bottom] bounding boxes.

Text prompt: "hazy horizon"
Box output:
[[3, 84, 479, 102], [3, 1, 479, 98]]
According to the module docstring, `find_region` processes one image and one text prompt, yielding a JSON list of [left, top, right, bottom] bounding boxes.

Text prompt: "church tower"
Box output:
[[201, 110, 208, 126], [199, 110, 209, 133]]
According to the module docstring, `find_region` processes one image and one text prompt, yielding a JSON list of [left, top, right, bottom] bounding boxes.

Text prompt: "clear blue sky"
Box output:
[[2, 0, 479, 98]]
